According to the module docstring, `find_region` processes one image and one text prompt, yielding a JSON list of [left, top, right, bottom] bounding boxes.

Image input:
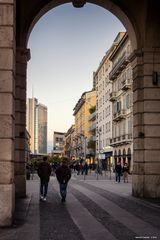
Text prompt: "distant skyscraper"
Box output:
[[26, 98, 47, 154]]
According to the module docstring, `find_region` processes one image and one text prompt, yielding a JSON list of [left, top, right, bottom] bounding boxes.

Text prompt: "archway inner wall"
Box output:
[[0, 0, 15, 226]]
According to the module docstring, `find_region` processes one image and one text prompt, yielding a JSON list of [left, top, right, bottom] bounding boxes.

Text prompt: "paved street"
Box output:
[[0, 172, 160, 240]]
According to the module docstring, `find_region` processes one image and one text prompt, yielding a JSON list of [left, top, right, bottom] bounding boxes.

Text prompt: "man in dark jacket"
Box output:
[[115, 161, 122, 183], [38, 156, 51, 201], [55, 159, 71, 203]]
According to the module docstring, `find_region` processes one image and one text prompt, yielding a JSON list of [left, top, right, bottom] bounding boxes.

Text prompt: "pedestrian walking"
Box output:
[[115, 161, 122, 183], [55, 159, 71, 203], [37, 156, 52, 201], [75, 163, 80, 175], [26, 164, 31, 180], [83, 162, 89, 175], [123, 163, 129, 183]]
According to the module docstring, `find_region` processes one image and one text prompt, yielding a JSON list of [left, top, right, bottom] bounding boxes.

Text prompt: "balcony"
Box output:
[[89, 135, 96, 141], [89, 111, 96, 121], [113, 109, 126, 122], [121, 79, 132, 91], [89, 123, 96, 131], [109, 54, 130, 80], [109, 92, 117, 102], [110, 134, 132, 146]]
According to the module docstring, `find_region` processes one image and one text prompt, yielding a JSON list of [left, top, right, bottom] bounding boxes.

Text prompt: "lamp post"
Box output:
[[80, 133, 87, 180], [97, 128, 101, 180], [83, 136, 87, 180]]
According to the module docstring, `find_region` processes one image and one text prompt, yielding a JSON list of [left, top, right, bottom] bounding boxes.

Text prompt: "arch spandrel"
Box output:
[[16, 0, 138, 50]]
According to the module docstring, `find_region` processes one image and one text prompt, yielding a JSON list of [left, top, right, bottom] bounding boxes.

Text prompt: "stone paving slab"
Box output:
[[71, 183, 160, 238]]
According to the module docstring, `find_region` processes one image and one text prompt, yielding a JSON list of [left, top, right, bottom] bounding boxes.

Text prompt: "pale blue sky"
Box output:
[[27, 3, 125, 152]]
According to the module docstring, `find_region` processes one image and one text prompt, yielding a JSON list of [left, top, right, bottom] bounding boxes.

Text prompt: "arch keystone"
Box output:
[[72, 0, 86, 8]]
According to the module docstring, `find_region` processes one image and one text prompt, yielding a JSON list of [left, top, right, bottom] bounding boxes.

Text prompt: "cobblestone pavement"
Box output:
[[0, 172, 160, 240]]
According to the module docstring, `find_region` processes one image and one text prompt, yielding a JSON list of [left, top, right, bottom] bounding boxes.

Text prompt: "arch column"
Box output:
[[131, 48, 160, 198], [15, 47, 30, 197], [0, 0, 16, 226]]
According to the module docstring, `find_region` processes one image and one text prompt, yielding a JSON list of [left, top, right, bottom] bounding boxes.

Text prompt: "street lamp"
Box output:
[[80, 133, 87, 180], [83, 135, 87, 180], [97, 127, 102, 180]]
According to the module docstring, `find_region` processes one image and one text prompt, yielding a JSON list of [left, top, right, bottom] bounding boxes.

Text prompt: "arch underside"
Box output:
[[16, 0, 138, 50]]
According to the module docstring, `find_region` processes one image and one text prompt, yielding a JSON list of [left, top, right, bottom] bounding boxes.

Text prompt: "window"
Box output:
[[122, 120, 126, 135], [128, 117, 132, 134], [117, 101, 121, 112], [113, 103, 117, 114], [108, 122, 110, 132], [126, 94, 130, 108]]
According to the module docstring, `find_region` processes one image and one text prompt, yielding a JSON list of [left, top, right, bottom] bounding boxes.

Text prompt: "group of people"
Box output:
[[73, 162, 90, 175], [115, 162, 129, 183], [37, 156, 130, 203], [37, 156, 71, 203]]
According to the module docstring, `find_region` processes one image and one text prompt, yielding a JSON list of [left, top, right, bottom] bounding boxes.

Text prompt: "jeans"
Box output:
[[40, 181, 48, 197], [115, 172, 121, 182], [59, 183, 68, 199]]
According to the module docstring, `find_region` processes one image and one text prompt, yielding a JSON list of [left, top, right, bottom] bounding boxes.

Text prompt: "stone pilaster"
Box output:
[[15, 47, 30, 197], [0, 0, 15, 226], [131, 48, 160, 198]]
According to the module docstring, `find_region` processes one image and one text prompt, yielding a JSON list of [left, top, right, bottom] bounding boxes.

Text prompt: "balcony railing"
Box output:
[[89, 123, 96, 131], [109, 54, 130, 80], [109, 92, 117, 102], [110, 134, 132, 146], [89, 135, 96, 141], [88, 111, 96, 121], [121, 79, 132, 91], [113, 109, 126, 121]]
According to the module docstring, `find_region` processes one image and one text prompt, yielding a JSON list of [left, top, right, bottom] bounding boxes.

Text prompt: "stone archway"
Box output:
[[0, 0, 160, 226]]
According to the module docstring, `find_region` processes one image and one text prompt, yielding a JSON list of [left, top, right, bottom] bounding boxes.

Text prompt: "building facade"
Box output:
[[88, 106, 96, 163], [26, 98, 47, 155], [73, 90, 96, 162], [109, 33, 133, 172], [53, 131, 66, 157], [64, 124, 75, 160], [95, 32, 125, 170]]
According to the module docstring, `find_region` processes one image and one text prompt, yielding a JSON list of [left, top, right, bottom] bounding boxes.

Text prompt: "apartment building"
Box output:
[[26, 98, 47, 154], [73, 90, 96, 162], [88, 105, 96, 163], [94, 32, 125, 170], [64, 124, 75, 160], [109, 33, 133, 172], [53, 131, 66, 157]]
